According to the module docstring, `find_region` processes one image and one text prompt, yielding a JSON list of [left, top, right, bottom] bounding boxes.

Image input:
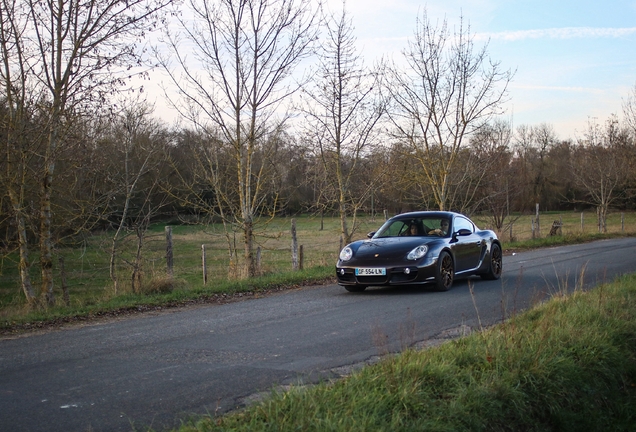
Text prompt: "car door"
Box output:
[[451, 216, 482, 272]]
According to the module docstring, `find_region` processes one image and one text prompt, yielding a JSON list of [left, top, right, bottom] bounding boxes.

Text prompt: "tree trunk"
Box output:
[[59, 255, 70, 306], [243, 218, 255, 278], [39, 157, 55, 306], [15, 213, 37, 306], [339, 197, 350, 245], [109, 236, 120, 294], [39, 101, 60, 307], [132, 226, 144, 293]]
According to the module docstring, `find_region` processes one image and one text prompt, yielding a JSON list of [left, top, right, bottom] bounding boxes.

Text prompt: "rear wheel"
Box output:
[[481, 243, 502, 280], [344, 285, 367, 292], [434, 251, 454, 291]]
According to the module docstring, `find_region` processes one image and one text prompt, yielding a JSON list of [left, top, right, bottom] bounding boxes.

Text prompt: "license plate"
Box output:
[[356, 268, 386, 276]]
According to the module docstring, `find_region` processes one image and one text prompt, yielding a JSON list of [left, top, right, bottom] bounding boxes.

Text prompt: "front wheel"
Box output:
[[481, 243, 502, 280], [434, 251, 454, 291], [344, 285, 367, 292]]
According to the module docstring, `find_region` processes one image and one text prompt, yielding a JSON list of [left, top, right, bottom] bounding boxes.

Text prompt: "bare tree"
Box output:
[[299, 4, 385, 244], [530, 123, 559, 205], [571, 116, 629, 232], [166, 128, 248, 277], [0, 0, 39, 305], [385, 10, 512, 211], [623, 82, 636, 136], [621, 83, 636, 202], [469, 119, 521, 236], [159, 0, 319, 278], [27, 0, 170, 305], [106, 97, 167, 294], [511, 123, 561, 211]]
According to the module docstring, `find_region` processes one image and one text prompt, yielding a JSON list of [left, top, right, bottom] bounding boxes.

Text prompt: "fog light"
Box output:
[[340, 268, 345, 275], [404, 268, 411, 275]]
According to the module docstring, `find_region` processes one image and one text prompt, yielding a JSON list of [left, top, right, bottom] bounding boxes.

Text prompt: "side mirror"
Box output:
[[367, 231, 376, 238], [455, 228, 472, 237]]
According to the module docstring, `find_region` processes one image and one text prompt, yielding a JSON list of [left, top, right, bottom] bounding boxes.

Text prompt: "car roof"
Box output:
[[389, 211, 463, 220]]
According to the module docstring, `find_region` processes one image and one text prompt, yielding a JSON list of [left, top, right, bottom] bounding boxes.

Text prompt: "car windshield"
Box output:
[[374, 217, 451, 238]]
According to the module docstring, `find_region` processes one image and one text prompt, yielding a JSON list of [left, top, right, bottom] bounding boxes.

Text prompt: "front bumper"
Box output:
[[336, 259, 438, 286]]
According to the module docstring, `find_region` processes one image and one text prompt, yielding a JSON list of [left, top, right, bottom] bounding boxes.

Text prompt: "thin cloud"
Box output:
[[476, 27, 636, 41], [512, 84, 605, 94]]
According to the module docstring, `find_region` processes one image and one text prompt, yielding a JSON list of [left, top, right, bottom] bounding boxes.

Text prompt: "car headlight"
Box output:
[[339, 246, 353, 261], [407, 245, 428, 260]]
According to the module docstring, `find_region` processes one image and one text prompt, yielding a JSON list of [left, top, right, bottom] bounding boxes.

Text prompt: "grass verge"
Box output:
[[176, 274, 636, 432], [0, 266, 335, 334]]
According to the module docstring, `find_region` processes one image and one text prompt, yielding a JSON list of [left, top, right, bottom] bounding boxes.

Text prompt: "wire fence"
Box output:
[[1, 211, 635, 309]]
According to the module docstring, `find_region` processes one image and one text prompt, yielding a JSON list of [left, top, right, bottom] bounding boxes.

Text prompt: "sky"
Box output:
[[147, 0, 636, 141], [325, 0, 636, 139]]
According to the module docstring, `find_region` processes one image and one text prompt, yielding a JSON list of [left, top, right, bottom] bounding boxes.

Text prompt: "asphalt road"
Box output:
[[1, 237, 635, 432]]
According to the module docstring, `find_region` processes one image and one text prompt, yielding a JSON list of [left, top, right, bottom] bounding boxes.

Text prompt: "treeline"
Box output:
[[1, 0, 635, 305], [3, 108, 634, 232]]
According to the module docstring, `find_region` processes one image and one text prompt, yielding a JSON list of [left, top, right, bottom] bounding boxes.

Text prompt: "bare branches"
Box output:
[[28, 0, 171, 113], [570, 117, 631, 232], [159, 0, 320, 277], [1, 0, 171, 306], [0, 0, 41, 306], [299, 3, 385, 243], [385, 9, 513, 211], [623, 83, 636, 137]]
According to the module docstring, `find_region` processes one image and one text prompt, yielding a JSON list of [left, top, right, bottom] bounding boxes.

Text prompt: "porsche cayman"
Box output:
[[336, 211, 502, 292]]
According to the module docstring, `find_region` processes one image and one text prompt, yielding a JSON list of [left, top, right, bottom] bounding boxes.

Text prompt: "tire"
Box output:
[[344, 285, 367, 292], [434, 251, 454, 291], [481, 243, 502, 280]]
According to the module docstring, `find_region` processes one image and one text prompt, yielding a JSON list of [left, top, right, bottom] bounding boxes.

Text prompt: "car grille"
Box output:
[[336, 267, 420, 285], [356, 275, 389, 284]]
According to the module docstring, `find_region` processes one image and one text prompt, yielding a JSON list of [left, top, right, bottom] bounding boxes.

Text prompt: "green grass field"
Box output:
[[1, 211, 634, 326]]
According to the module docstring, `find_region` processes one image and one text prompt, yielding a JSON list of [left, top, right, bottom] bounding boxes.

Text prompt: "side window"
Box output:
[[453, 216, 474, 233]]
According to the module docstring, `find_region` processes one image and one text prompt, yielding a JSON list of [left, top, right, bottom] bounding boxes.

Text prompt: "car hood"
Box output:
[[346, 236, 442, 263]]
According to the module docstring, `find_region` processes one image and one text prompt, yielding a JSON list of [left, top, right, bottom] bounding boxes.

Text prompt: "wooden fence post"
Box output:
[[299, 245, 304, 270], [531, 217, 535, 239], [165, 226, 173, 277], [622, 213, 625, 232], [202, 244, 207, 285], [535, 203, 540, 238], [581, 212, 584, 232], [291, 218, 299, 271]]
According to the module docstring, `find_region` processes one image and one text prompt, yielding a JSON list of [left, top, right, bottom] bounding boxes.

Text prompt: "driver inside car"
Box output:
[[428, 219, 449, 236]]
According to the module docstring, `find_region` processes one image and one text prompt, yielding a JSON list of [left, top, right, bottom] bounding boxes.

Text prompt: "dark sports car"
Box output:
[[336, 211, 502, 292]]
